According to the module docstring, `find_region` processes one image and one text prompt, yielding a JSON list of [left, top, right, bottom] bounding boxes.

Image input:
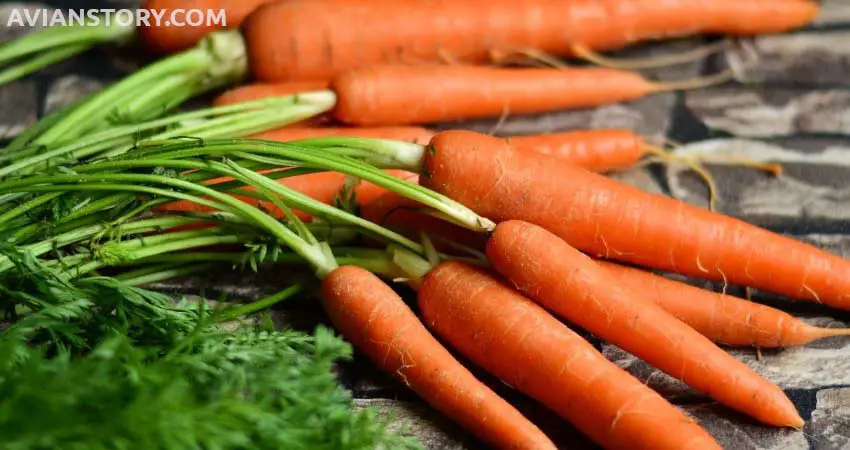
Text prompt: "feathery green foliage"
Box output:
[[0, 246, 422, 450]]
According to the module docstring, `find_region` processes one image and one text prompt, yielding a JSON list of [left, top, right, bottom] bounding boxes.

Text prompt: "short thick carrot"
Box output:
[[321, 266, 557, 450], [597, 260, 850, 348], [139, 0, 277, 54], [419, 261, 721, 450], [421, 130, 850, 310], [243, 0, 818, 82], [331, 65, 661, 125], [486, 220, 803, 428]]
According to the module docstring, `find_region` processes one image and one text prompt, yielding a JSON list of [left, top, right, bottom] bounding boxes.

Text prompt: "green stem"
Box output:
[[59, 232, 247, 281], [0, 16, 134, 63], [1, 92, 334, 177], [217, 283, 309, 321], [111, 75, 197, 124], [71, 158, 424, 253], [135, 139, 495, 232], [0, 43, 90, 85], [0, 173, 336, 277], [31, 30, 248, 145], [0, 216, 197, 272], [0, 191, 63, 227], [115, 262, 221, 287]]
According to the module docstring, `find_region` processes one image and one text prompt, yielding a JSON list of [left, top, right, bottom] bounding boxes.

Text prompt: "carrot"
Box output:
[[509, 129, 646, 173], [321, 266, 558, 450], [252, 126, 434, 144], [139, 0, 277, 54], [243, 0, 818, 82], [418, 261, 721, 450], [156, 169, 413, 220], [485, 220, 803, 428], [420, 130, 850, 310], [156, 170, 345, 220], [212, 81, 331, 106], [331, 65, 703, 126], [597, 260, 850, 348], [360, 188, 488, 252]]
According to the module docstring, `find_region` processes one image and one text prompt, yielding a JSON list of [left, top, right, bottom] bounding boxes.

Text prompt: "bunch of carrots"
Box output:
[[2, 0, 840, 449]]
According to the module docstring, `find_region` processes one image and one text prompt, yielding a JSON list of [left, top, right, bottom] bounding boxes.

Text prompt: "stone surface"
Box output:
[[354, 399, 475, 449], [683, 88, 850, 136], [602, 315, 850, 401], [808, 388, 850, 450], [0, 80, 38, 139], [720, 31, 850, 85], [684, 404, 810, 450], [663, 138, 850, 227], [816, 0, 850, 25], [43, 75, 106, 114]]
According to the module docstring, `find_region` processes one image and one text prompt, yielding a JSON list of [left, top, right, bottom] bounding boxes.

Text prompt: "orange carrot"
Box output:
[[419, 261, 721, 450], [252, 125, 434, 144], [331, 65, 674, 125], [212, 81, 332, 127], [321, 266, 557, 450], [486, 220, 803, 428], [243, 0, 818, 82], [508, 129, 646, 173], [156, 170, 345, 220], [139, 0, 277, 54], [420, 130, 850, 310], [597, 260, 850, 348], [156, 169, 413, 220], [360, 188, 488, 252], [212, 81, 331, 106]]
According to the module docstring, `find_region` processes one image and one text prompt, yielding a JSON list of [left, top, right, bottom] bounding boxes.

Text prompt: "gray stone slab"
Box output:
[[663, 138, 850, 223], [602, 315, 850, 401], [815, 0, 850, 25], [683, 88, 850, 136], [354, 399, 478, 450], [683, 404, 809, 450], [808, 388, 850, 450], [43, 75, 106, 115], [723, 31, 850, 85], [0, 79, 37, 139]]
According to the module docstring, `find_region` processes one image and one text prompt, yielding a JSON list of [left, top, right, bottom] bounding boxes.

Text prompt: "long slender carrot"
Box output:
[[139, 0, 277, 54], [243, 0, 818, 82], [331, 65, 707, 126], [321, 266, 558, 450], [486, 220, 803, 428], [597, 260, 850, 348], [420, 130, 850, 310], [418, 261, 721, 450]]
